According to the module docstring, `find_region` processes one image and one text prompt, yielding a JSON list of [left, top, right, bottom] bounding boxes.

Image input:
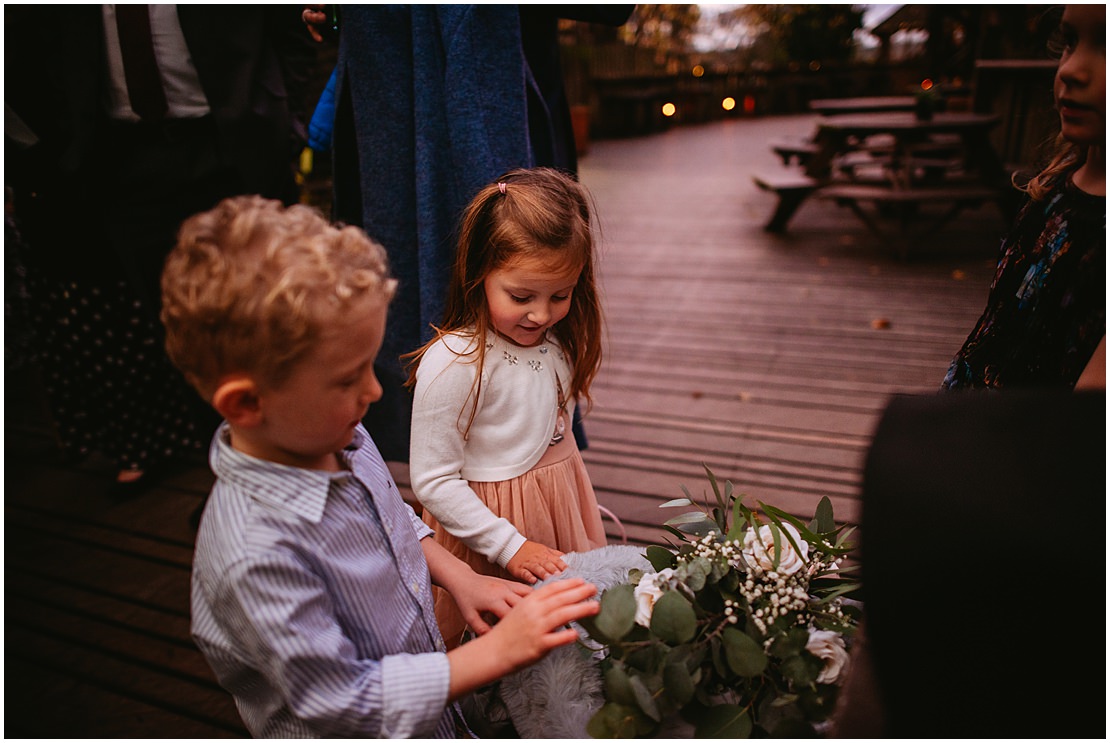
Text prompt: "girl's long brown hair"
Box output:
[[403, 167, 604, 437], [1019, 135, 1085, 201]]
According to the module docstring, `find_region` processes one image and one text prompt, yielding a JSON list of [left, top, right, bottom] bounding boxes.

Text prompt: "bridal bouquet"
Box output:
[[580, 468, 860, 738]]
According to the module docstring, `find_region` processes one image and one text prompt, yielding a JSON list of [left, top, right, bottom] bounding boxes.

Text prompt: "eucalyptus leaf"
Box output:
[[717, 569, 739, 593], [650, 591, 697, 645], [663, 661, 696, 706], [660, 497, 694, 508], [780, 654, 818, 686], [667, 513, 722, 538], [769, 627, 809, 659], [685, 556, 712, 591], [586, 702, 650, 738], [667, 643, 695, 671], [665, 510, 718, 527], [646, 545, 676, 571], [595, 584, 636, 642], [722, 627, 768, 676], [629, 674, 661, 722], [627, 643, 667, 673], [604, 665, 638, 707], [695, 703, 753, 738]]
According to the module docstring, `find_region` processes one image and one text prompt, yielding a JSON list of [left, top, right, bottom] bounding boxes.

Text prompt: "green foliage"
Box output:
[[618, 4, 702, 58], [722, 628, 767, 677], [584, 468, 860, 738], [650, 592, 697, 645], [734, 4, 863, 66], [694, 703, 753, 738], [594, 583, 636, 642]]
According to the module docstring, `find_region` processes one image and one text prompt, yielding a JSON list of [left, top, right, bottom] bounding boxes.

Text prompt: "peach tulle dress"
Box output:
[[421, 409, 607, 648]]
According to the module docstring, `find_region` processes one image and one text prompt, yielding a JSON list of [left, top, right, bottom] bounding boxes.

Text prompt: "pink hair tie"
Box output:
[[498, 182, 507, 195]]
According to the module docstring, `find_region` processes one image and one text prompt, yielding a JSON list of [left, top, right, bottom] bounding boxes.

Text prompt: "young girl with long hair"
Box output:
[[943, 4, 1104, 390], [405, 167, 608, 646]]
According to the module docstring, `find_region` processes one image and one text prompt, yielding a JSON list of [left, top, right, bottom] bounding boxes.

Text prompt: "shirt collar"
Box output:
[[209, 423, 368, 524]]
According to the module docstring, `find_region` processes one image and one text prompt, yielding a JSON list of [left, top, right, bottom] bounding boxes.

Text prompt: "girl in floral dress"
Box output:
[[943, 4, 1105, 390]]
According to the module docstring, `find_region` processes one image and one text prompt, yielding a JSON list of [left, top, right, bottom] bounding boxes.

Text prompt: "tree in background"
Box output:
[[616, 4, 701, 65], [728, 5, 864, 68]]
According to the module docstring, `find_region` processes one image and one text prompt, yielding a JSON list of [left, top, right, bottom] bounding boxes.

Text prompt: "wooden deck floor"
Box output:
[[3, 115, 1005, 737]]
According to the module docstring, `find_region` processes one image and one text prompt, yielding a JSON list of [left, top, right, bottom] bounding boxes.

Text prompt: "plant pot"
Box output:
[[571, 104, 590, 156]]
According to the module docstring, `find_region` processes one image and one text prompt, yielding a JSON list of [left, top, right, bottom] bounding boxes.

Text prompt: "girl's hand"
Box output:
[[451, 574, 533, 635], [506, 540, 567, 584], [447, 578, 599, 700]]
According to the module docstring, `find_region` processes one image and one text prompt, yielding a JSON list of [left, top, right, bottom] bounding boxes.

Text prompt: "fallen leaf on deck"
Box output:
[[738, 392, 752, 402], [691, 391, 703, 399], [871, 318, 891, 329]]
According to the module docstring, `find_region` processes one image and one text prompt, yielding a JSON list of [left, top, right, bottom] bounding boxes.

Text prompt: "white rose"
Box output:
[[741, 523, 809, 576], [633, 568, 674, 627], [805, 629, 849, 685]]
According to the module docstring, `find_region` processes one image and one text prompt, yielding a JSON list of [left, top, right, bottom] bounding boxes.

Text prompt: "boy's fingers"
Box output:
[[544, 627, 582, 648], [545, 599, 600, 631], [468, 614, 492, 635], [533, 578, 597, 604]]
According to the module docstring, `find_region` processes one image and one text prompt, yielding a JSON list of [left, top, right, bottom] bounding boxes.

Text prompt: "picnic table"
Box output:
[[808, 96, 916, 116], [754, 111, 1010, 258]]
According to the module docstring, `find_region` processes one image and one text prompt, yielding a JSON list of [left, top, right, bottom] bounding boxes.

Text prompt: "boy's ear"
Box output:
[[212, 377, 263, 427]]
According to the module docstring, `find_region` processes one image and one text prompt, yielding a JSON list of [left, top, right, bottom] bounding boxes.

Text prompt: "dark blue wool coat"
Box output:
[[332, 6, 534, 459], [335, 5, 533, 365]]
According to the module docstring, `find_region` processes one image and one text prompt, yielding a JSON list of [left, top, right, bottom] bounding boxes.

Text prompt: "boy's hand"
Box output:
[[452, 574, 532, 635], [447, 578, 599, 700], [506, 540, 567, 584]]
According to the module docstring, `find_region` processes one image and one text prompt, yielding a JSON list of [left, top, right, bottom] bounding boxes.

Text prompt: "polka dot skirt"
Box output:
[[27, 273, 214, 474]]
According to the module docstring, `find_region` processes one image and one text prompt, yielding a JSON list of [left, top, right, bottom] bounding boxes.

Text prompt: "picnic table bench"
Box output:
[[752, 112, 1010, 256]]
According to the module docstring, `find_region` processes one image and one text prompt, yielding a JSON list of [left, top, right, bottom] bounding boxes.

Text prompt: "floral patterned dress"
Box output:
[[942, 171, 1105, 390]]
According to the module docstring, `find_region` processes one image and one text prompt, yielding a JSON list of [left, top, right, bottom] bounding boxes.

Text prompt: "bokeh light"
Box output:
[[662, 102, 677, 117], [721, 97, 736, 111], [692, 64, 705, 78]]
